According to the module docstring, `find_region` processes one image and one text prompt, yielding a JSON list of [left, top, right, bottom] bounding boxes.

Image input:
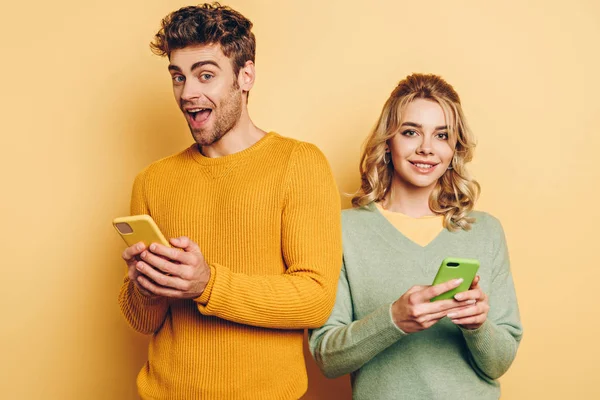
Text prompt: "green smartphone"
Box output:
[[430, 257, 480, 302]]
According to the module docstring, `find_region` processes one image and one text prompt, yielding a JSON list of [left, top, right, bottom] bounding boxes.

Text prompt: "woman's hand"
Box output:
[[391, 278, 477, 333], [447, 276, 489, 330]]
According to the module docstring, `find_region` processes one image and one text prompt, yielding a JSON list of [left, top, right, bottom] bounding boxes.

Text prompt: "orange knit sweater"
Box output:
[[118, 132, 342, 399]]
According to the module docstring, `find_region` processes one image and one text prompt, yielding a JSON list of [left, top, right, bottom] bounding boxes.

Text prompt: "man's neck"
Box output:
[[202, 126, 266, 158], [200, 110, 267, 158]]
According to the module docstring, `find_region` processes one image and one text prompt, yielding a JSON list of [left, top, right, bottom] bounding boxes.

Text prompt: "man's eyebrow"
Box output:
[[167, 61, 221, 73], [191, 60, 221, 71]]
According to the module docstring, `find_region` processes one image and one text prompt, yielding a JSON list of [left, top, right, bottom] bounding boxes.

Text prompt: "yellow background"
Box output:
[[1, 0, 598, 398]]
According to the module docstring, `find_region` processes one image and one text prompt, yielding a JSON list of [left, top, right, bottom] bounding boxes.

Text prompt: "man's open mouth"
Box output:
[[186, 108, 212, 122]]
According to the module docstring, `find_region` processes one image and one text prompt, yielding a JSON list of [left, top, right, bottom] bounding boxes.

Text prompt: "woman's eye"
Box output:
[[436, 132, 449, 140], [402, 129, 417, 136]]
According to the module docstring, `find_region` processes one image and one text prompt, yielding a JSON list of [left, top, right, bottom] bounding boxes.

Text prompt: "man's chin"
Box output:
[[191, 128, 222, 147]]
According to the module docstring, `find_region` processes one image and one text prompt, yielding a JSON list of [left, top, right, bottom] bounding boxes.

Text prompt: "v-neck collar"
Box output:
[[362, 202, 450, 251]]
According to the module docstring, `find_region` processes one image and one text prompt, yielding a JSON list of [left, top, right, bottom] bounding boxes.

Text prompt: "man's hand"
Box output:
[[122, 242, 159, 299], [391, 278, 477, 333], [135, 236, 211, 299]]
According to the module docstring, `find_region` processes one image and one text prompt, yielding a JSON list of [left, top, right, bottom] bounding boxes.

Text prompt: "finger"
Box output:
[[128, 265, 139, 281], [450, 314, 486, 326], [136, 261, 189, 291], [142, 247, 191, 274], [425, 298, 477, 314], [140, 250, 177, 274], [469, 275, 480, 289], [170, 236, 201, 253], [454, 287, 485, 302], [405, 285, 429, 295], [442, 303, 477, 316], [415, 305, 478, 327], [417, 278, 464, 302], [417, 309, 454, 323], [135, 256, 189, 290], [413, 299, 475, 323], [137, 275, 184, 298], [148, 243, 196, 265], [122, 242, 146, 261], [447, 304, 484, 320]]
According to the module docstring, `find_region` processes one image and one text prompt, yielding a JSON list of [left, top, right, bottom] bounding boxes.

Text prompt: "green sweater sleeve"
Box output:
[[459, 218, 523, 380], [308, 261, 407, 378]]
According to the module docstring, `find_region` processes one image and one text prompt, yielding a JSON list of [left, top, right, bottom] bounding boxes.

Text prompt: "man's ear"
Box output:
[[238, 60, 255, 92]]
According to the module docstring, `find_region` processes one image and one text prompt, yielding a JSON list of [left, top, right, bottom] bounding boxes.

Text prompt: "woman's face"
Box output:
[[387, 98, 456, 191]]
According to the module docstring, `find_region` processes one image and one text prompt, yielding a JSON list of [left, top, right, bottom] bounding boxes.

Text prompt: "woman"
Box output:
[[309, 73, 522, 399]]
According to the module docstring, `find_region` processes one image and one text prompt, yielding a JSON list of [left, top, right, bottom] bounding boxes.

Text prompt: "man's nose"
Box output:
[[181, 79, 202, 102]]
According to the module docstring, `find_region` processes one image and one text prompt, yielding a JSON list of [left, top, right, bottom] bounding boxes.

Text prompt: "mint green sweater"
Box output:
[[309, 204, 523, 400]]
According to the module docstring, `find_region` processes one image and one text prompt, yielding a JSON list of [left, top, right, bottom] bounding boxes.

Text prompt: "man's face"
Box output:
[[168, 44, 243, 146]]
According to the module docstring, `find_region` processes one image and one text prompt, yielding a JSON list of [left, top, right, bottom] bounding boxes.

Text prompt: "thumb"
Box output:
[[406, 285, 428, 294], [469, 275, 480, 289]]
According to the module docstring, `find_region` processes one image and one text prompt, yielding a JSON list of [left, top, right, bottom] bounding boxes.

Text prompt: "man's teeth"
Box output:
[[188, 108, 208, 113], [414, 163, 434, 169]]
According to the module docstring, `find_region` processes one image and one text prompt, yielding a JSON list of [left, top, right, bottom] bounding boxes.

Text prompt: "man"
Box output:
[[118, 3, 342, 399]]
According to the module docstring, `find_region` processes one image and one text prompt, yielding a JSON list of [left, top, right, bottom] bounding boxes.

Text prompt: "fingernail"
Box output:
[[447, 313, 457, 318], [149, 244, 156, 251], [454, 294, 463, 300], [454, 278, 464, 285], [136, 263, 143, 271], [467, 299, 476, 305], [141, 251, 147, 258]]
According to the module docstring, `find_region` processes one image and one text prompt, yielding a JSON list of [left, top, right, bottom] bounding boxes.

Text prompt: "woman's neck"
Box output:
[[382, 177, 436, 218]]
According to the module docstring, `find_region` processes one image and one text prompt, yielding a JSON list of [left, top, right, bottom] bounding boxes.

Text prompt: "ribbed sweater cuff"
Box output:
[[194, 264, 217, 305], [132, 284, 167, 307], [329, 303, 407, 367], [354, 303, 407, 346], [459, 320, 495, 354]]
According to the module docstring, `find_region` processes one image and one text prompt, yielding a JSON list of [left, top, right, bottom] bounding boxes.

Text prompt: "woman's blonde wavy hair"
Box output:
[[352, 73, 480, 231]]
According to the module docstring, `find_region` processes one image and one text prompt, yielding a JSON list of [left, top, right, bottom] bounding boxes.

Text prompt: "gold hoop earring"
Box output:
[[448, 155, 458, 170]]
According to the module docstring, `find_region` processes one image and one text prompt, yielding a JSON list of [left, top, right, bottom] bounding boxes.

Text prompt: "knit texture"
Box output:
[[309, 203, 523, 400], [119, 132, 342, 399]]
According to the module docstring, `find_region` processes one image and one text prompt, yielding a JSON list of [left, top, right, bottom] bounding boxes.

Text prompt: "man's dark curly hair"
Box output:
[[151, 3, 256, 77]]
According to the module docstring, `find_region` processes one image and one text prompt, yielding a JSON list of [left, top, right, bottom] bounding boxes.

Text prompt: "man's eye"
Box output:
[[172, 75, 185, 83], [200, 74, 213, 81]]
